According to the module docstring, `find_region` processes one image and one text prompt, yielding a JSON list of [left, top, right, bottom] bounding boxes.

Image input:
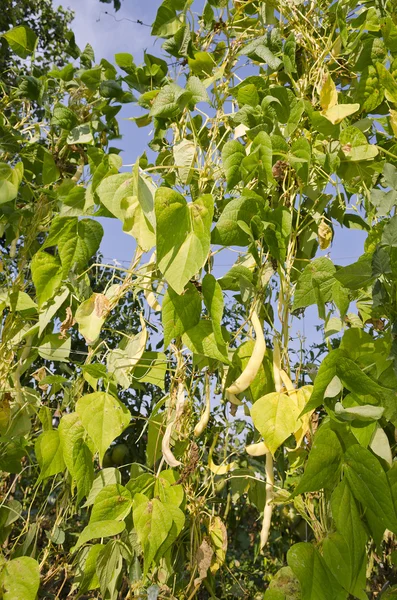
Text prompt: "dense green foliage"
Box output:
[[2, 0, 397, 598]]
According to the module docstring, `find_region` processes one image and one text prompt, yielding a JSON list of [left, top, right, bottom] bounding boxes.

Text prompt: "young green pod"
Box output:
[[227, 310, 266, 395]]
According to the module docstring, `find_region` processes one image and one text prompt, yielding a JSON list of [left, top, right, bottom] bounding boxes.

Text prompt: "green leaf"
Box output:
[[330, 480, 367, 599], [186, 76, 210, 104], [340, 126, 378, 162], [211, 193, 265, 247], [72, 439, 94, 504], [44, 217, 103, 276], [38, 333, 71, 362], [96, 540, 123, 599], [221, 140, 245, 190], [90, 484, 132, 523], [76, 392, 131, 464], [35, 430, 65, 481], [251, 392, 300, 455], [51, 104, 79, 130], [334, 254, 373, 290], [173, 139, 196, 184], [293, 427, 343, 495], [31, 252, 63, 308], [107, 324, 147, 388], [202, 274, 224, 345], [133, 493, 173, 575], [150, 83, 191, 118], [376, 62, 397, 104], [182, 320, 229, 363], [2, 26, 38, 59], [84, 468, 121, 507], [96, 165, 156, 252], [0, 557, 40, 600], [134, 351, 167, 389], [77, 544, 103, 593], [288, 543, 343, 600], [59, 412, 85, 473], [72, 520, 126, 553], [293, 257, 336, 310], [67, 124, 94, 145], [322, 533, 353, 595], [344, 444, 397, 533], [162, 282, 202, 348], [155, 188, 213, 294], [241, 132, 274, 185]]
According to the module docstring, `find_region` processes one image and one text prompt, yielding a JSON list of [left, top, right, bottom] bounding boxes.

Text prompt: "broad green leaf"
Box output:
[[35, 430, 65, 481], [67, 124, 93, 144], [186, 76, 210, 104], [96, 165, 156, 252], [38, 333, 71, 362], [38, 287, 69, 335], [133, 493, 173, 575], [293, 427, 343, 495], [72, 520, 126, 553], [344, 444, 397, 533], [221, 140, 245, 190], [331, 480, 367, 599], [107, 323, 147, 388], [90, 484, 132, 523], [77, 544, 103, 593], [322, 533, 352, 594], [150, 83, 191, 118], [31, 252, 63, 307], [241, 132, 274, 185], [251, 392, 300, 455], [76, 392, 131, 463], [96, 540, 123, 599], [162, 282, 202, 347], [51, 104, 79, 130], [44, 217, 103, 276], [84, 468, 121, 507], [265, 567, 300, 599], [288, 543, 344, 600], [293, 257, 336, 310], [0, 557, 40, 600], [75, 293, 109, 344], [322, 103, 360, 124], [211, 193, 265, 247], [72, 439, 94, 504], [155, 188, 213, 294], [58, 412, 85, 475], [376, 62, 397, 103], [340, 126, 378, 162], [173, 139, 196, 184], [182, 320, 229, 363], [134, 351, 167, 389], [202, 274, 224, 345], [3, 26, 37, 58], [334, 254, 373, 290]]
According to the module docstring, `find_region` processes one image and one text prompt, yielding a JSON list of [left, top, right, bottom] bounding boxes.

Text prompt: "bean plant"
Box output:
[[1, 0, 397, 598]]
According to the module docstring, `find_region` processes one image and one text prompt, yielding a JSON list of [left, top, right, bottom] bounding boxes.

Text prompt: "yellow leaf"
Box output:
[[390, 109, 397, 138], [318, 219, 333, 250], [292, 386, 314, 447], [209, 517, 227, 574], [322, 103, 360, 124], [319, 72, 337, 111]]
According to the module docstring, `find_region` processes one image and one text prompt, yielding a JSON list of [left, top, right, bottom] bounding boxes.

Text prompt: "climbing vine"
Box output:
[[1, 0, 397, 598]]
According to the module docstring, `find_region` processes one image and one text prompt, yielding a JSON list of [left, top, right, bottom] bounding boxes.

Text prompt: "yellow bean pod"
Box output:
[[245, 441, 269, 456], [227, 310, 266, 395]]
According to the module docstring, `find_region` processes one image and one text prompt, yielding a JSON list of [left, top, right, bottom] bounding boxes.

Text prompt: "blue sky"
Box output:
[[54, 0, 367, 351]]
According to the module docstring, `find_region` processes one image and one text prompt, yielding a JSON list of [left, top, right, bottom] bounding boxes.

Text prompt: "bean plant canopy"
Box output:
[[1, 0, 397, 598]]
